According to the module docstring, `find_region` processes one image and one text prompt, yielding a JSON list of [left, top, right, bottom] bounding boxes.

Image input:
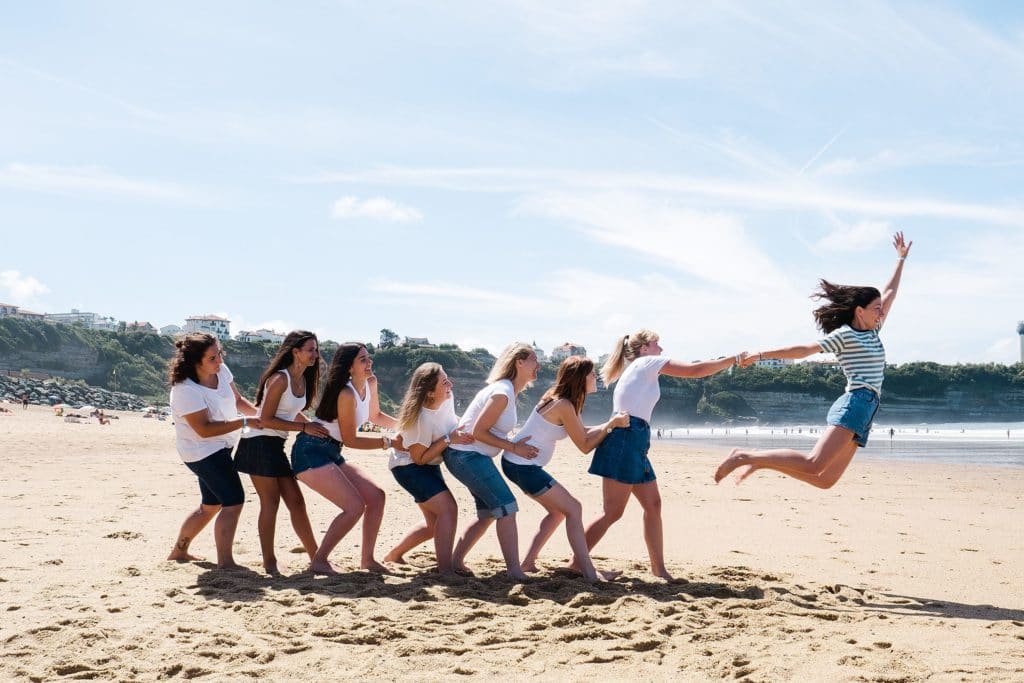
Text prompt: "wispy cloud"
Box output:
[[300, 166, 1024, 227], [370, 280, 543, 309], [519, 191, 795, 293], [816, 219, 892, 252], [331, 196, 423, 223], [0, 163, 198, 203], [0, 270, 49, 307]]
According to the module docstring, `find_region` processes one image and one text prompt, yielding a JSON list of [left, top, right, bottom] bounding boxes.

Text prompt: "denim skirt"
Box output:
[[588, 416, 655, 484], [391, 463, 449, 504]]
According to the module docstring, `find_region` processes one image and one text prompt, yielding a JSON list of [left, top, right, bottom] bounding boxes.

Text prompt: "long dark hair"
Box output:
[[314, 342, 365, 422], [538, 356, 593, 415], [255, 330, 320, 410], [812, 280, 882, 333], [167, 333, 217, 385]]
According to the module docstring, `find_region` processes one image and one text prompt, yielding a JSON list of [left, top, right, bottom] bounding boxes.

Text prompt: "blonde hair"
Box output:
[[487, 342, 534, 384], [600, 329, 659, 385], [395, 362, 443, 434]]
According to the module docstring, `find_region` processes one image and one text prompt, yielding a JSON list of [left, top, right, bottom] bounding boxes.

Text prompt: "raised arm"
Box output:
[[881, 231, 912, 320], [740, 344, 821, 367], [661, 353, 747, 379]]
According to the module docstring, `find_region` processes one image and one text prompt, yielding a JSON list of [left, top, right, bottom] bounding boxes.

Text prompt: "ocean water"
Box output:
[[658, 422, 1024, 468]]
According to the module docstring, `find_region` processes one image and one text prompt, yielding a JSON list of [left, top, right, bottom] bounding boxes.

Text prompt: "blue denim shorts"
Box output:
[[501, 458, 556, 497], [234, 435, 293, 477], [185, 447, 245, 507], [827, 387, 880, 447], [391, 463, 450, 504], [588, 416, 655, 485], [290, 432, 345, 475], [442, 448, 518, 519]]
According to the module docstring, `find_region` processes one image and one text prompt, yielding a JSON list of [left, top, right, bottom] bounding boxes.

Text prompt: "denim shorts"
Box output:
[[185, 447, 245, 507], [588, 416, 655, 485], [234, 435, 293, 477], [290, 432, 345, 475], [827, 387, 880, 447], [391, 463, 449, 504], [501, 458, 556, 497], [442, 448, 518, 519]]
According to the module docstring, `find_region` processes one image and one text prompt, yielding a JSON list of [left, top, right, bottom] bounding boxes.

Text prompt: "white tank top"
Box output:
[[244, 370, 307, 440], [313, 379, 370, 443], [347, 380, 371, 428], [502, 403, 567, 468]]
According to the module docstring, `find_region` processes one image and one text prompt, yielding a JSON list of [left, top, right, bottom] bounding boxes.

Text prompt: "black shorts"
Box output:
[[185, 447, 245, 506]]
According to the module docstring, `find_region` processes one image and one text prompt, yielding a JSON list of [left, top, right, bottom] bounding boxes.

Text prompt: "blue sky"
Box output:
[[2, 1, 1022, 364]]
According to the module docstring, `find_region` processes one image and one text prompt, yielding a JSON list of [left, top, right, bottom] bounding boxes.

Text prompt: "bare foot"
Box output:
[[217, 561, 243, 570], [382, 550, 407, 565], [453, 564, 475, 577], [507, 570, 529, 582], [598, 568, 622, 581], [521, 560, 540, 573], [714, 448, 749, 484], [310, 559, 338, 575], [651, 568, 675, 581], [361, 559, 394, 574], [167, 551, 204, 562], [263, 561, 280, 576]]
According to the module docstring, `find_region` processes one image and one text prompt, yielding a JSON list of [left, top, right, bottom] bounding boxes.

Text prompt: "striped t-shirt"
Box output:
[[817, 325, 886, 394]]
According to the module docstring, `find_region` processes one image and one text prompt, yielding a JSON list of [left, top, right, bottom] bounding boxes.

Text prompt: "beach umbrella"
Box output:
[[79, 405, 96, 412]]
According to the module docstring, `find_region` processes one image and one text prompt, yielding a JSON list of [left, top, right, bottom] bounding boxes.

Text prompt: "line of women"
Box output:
[[167, 233, 911, 580]]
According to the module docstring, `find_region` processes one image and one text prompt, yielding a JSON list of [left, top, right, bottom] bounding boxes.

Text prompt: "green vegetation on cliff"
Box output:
[[2, 319, 1022, 421]]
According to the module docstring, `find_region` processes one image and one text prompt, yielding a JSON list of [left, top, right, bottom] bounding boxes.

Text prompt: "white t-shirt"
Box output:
[[388, 397, 460, 469], [449, 380, 517, 458], [170, 364, 240, 463], [612, 355, 671, 423]]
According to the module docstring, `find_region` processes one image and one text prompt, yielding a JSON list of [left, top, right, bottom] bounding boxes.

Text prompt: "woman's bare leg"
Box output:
[[168, 504, 219, 561], [384, 513, 433, 565], [716, 426, 860, 489], [213, 504, 243, 569], [631, 481, 670, 579], [453, 516, 493, 573], [495, 513, 527, 580], [296, 465, 365, 573], [339, 462, 388, 572], [385, 491, 458, 574], [249, 475, 282, 573], [528, 484, 603, 581], [583, 477, 632, 551], [278, 476, 319, 563]]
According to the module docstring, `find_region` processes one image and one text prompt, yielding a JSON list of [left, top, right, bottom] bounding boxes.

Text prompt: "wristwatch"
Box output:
[[382, 435, 392, 450], [442, 432, 451, 445]]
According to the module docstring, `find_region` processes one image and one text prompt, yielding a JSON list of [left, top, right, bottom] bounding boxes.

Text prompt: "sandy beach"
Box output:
[[1, 405, 1022, 681]]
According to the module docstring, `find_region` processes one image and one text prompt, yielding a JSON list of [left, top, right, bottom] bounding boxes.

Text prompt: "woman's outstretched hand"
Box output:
[[738, 351, 758, 368], [893, 231, 912, 258]]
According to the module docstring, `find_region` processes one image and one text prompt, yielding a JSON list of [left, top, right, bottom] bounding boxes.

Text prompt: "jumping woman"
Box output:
[[715, 232, 912, 488]]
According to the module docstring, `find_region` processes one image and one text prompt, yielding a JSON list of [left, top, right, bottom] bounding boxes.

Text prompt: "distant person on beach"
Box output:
[[167, 333, 261, 569], [21, 393, 28, 409], [444, 342, 540, 580], [715, 232, 912, 488], [233, 331, 327, 575], [502, 356, 629, 581], [292, 343, 396, 573], [382, 362, 474, 575], [586, 330, 748, 580]]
